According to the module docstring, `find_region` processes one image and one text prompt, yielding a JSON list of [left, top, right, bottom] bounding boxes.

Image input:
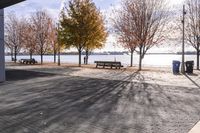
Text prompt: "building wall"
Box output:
[[0, 9, 5, 82]]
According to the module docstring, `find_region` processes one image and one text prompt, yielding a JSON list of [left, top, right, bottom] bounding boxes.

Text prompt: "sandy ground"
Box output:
[[0, 62, 200, 133], [6, 62, 200, 88]]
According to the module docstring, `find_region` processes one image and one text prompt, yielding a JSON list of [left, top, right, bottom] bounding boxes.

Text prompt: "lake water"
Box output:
[[5, 54, 198, 68]]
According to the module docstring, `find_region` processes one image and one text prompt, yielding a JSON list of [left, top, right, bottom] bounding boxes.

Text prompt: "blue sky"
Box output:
[[5, 0, 64, 19], [5, 0, 119, 19]]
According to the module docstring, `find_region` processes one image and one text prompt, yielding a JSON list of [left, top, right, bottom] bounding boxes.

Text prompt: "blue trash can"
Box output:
[[172, 60, 180, 74]]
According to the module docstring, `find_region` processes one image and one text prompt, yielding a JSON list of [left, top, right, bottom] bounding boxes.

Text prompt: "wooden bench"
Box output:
[[94, 61, 123, 69], [19, 58, 38, 64]]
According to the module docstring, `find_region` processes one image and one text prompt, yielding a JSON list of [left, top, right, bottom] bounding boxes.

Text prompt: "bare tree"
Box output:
[[22, 20, 37, 59], [31, 11, 52, 64], [115, 0, 169, 70], [114, 4, 137, 67], [5, 13, 25, 62], [4, 35, 14, 61], [185, 0, 200, 70], [48, 21, 58, 63]]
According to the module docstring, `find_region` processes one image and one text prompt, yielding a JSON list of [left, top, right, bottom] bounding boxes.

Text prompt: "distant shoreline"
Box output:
[[4, 52, 197, 56]]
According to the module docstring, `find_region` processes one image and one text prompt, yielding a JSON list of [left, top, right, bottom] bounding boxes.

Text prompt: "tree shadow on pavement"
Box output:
[[5, 67, 79, 81], [6, 69, 57, 81], [0, 71, 200, 133], [185, 74, 200, 89]]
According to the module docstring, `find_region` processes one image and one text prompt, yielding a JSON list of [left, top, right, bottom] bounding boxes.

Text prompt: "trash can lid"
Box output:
[[186, 61, 194, 63], [173, 60, 180, 63], [186, 61, 194, 65]]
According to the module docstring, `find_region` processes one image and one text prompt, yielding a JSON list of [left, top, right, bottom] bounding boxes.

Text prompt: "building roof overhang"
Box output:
[[0, 0, 25, 9]]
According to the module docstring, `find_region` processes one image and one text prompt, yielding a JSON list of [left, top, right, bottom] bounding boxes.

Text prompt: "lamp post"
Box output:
[[181, 5, 186, 74], [197, 36, 200, 70], [110, 29, 117, 62], [57, 23, 61, 66]]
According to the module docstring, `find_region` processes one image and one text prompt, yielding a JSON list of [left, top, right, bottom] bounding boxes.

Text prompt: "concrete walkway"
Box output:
[[0, 66, 200, 133]]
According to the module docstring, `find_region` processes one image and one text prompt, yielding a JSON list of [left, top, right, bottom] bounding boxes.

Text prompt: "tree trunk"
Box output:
[[130, 50, 133, 67], [54, 51, 56, 63], [14, 46, 17, 63], [41, 54, 43, 64], [78, 49, 81, 67], [11, 48, 13, 61], [30, 52, 32, 60], [54, 43, 56, 63], [41, 48, 43, 65], [197, 44, 199, 70], [139, 47, 142, 71], [86, 50, 89, 65]]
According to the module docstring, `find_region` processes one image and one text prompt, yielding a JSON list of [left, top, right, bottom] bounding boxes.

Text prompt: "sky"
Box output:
[[5, 0, 188, 53], [5, 0, 120, 19]]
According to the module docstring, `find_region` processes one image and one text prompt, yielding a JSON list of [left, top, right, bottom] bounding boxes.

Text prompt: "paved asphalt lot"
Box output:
[[0, 67, 200, 133]]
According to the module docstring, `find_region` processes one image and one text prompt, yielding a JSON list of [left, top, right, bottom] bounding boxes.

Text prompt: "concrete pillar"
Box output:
[[0, 9, 5, 82]]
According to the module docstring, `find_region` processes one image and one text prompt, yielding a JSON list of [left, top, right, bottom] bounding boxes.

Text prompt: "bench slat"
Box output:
[[19, 59, 38, 64], [94, 61, 123, 69]]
